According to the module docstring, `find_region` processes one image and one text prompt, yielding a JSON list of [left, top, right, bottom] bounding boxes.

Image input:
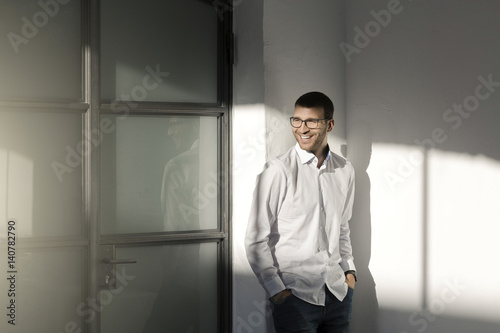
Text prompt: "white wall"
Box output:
[[263, 0, 347, 158], [232, 0, 270, 331], [234, 0, 500, 332], [345, 1, 500, 332]]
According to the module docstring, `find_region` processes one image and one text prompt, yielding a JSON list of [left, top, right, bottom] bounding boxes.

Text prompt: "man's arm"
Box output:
[[339, 163, 357, 287], [245, 161, 288, 297]]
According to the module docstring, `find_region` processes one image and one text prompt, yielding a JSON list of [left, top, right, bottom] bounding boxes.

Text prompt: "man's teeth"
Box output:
[[301, 136, 312, 139]]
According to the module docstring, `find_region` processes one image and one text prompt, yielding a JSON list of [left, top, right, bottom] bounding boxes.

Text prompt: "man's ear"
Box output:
[[327, 119, 335, 132]]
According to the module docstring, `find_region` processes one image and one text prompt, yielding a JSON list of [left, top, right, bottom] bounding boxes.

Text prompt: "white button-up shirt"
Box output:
[[245, 144, 356, 305]]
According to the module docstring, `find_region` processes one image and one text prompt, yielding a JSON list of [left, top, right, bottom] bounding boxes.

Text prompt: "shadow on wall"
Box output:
[[379, 308, 500, 333], [234, 272, 276, 333], [343, 119, 379, 333], [344, 110, 500, 333]]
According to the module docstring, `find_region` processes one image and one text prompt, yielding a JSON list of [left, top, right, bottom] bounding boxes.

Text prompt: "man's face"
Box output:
[[292, 106, 334, 156], [168, 117, 193, 152]]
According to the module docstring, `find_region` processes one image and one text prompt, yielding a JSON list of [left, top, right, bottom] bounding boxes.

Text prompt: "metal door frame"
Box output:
[[84, 1, 232, 331]]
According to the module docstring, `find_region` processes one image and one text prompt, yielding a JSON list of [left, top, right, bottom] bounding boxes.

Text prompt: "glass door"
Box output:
[[94, 0, 231, 332], [0, 1, 87, 333], [97, 114, 221, 333]]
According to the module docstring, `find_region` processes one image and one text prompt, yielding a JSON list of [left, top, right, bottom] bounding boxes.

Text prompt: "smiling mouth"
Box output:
[[300, 135, 312, 140]]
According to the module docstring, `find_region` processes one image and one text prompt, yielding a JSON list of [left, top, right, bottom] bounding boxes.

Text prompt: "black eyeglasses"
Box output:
[[289, 117, 331, 129]]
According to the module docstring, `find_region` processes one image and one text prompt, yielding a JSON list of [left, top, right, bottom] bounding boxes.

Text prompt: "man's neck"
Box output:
[[314, 145, 329, 168]]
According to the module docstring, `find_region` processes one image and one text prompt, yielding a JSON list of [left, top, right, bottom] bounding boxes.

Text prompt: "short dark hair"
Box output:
[[295, 91, 334, 119]]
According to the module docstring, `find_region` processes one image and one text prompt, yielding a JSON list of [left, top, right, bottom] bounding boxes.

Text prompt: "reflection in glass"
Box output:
[[100, 115, 218, 234], [162, 117, 200, 231], [0, 0, 82, 101], [0, 248, 86, 332], [100, 0, 218, 103], [0, 111, 83, 238], [101, 243, 218, 333]]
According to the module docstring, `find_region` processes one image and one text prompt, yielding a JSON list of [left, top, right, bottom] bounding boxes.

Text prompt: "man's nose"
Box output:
[[298, 121, 310, 132]]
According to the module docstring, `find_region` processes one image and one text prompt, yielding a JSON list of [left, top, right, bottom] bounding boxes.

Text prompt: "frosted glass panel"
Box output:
[[101, 243, 218, 333], [0, 111, 83, 238], [100, 0, 218, 103], [0, 0, 82, 101], [101, 115, 218, 234], [0, 247, 86, 333]]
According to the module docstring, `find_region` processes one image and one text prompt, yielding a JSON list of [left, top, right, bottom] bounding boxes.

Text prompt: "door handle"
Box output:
[[99, 245, 138, 290], [103, 258, 137, 265]]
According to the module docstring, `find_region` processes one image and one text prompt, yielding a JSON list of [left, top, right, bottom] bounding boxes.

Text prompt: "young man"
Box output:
[[245, 92, 357, 332]]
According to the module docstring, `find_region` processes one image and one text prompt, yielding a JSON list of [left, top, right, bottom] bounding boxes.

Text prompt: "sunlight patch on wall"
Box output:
[[231, 104, 271, 331], [232, 103, 267, 275], [368, 143, 500, 323], [368, 143, 424, 311], [427, 150, 500, 322], [0, 149, 33, 237]]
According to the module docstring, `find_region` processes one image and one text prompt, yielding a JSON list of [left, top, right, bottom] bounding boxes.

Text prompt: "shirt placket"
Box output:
[[317, 163, 329, 253], [317, 164, 329, 305]]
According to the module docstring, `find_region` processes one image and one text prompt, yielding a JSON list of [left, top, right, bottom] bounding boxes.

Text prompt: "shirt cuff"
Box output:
[[340, 258, 356, 272], [263, 275, 287, 297]]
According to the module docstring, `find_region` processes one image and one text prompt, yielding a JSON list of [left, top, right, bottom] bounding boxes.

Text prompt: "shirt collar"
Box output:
[[191, 139, 200, 150], [294, 143, 331, 166]]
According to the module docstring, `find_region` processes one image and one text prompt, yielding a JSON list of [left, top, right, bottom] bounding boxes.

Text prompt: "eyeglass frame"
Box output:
[[289, 117, 333, 129]]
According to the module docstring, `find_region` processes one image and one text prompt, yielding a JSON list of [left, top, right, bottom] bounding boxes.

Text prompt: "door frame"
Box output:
[[84, 0, 233, 332]]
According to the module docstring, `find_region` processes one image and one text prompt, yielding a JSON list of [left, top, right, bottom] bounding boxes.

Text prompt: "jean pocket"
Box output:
[[269, 292, 293, 305]]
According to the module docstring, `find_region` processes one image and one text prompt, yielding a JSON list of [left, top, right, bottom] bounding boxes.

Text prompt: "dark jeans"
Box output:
[[270, 286, 354, 333]]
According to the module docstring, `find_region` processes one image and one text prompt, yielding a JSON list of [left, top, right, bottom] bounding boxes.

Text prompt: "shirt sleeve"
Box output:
[[339, 162, 356, 272], [244, 160, 288, 297], [161, 160, 184, 229]]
